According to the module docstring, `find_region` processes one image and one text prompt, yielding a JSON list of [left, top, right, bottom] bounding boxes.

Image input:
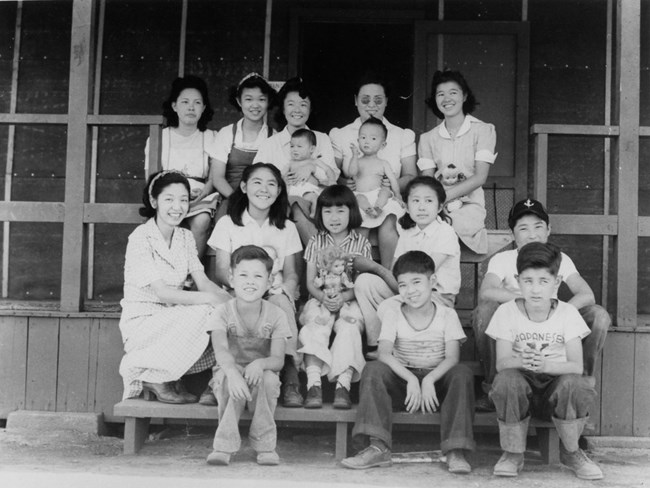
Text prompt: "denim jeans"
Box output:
[[351, 361, 476, 453], [212, 369, 281, 453]]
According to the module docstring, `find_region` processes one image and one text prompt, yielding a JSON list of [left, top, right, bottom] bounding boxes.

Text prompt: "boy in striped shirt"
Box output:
[[341, 251, 475, 474]]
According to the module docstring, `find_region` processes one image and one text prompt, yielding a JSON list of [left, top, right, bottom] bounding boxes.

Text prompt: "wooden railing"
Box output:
[[531, 123, 650, 328]]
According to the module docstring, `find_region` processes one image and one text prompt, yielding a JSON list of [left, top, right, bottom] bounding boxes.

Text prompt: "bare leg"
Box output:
[[356, 194, 374, 217], [187, 213, 212, 258], [373, 188, 392, 214], [377, 214, 398, 268], [304, 192, 319, 218], [292, 202, 317, 246]]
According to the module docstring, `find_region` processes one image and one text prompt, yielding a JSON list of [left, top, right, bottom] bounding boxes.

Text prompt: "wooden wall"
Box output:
[[0, 313, 123, 421], [1, 312, 649, 436]]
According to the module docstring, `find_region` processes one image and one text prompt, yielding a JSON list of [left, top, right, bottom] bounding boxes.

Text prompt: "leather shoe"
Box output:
[[174, 380, 198, 403], [304, 385, 322, 409], [333, 387, 352, 409], [282, 383, 303, 408], [142, 382, 187, 404], [199, 386, 217, 406]]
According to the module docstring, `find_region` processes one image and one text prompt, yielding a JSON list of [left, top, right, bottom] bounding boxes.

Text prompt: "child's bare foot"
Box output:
[[372, 206, 384, 216], [364, 207, 378, 218]]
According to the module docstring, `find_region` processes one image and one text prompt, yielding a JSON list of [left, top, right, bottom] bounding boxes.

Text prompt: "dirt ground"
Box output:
[[1, 423, 650, 488]]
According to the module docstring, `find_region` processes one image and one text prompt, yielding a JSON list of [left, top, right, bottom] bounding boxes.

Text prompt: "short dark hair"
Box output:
[[392, 251, 436, 280], [425, 70, 477, 120], [291, 128, 317, 146], [360, 116, 387, 139], [313, 185, 363, 232], [140, 170, 191, 218], [398, 176, 450, 229], [228, 73, 277, 111], [355, 73, 390, 98], [230, 245, 273, 274], [274, 77, 316, 127], [162, 75, 214, 131], [516, 242, 562, 276]]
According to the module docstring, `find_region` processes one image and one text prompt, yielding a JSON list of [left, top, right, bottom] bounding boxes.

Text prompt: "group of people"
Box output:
[[117, 69, 608, 480]]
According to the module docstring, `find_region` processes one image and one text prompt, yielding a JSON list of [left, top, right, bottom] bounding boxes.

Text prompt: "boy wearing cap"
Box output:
[[472, 198, 610, 411]]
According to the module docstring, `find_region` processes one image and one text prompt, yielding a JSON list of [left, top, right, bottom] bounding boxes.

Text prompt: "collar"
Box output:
[[144, 217, 177, 264], [319, 229, 359, 246], [406, 218, 441, 237], [236, 118, 268, 139], [241, 209, 270, 228], [438, 114, 480, 139]]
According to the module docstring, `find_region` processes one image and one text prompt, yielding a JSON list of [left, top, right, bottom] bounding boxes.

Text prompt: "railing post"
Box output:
[[147, 124, 162, 178], [532, 131, 548, 205], [613, 0, 640, 328], [60, 0, 95, 312]]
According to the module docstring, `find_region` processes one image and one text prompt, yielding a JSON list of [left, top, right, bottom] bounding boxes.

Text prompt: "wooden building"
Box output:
[[0, 0, 648, 437]]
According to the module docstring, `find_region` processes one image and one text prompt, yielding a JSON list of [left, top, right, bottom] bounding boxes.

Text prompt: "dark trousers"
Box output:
[[351, 361, 476, 454]]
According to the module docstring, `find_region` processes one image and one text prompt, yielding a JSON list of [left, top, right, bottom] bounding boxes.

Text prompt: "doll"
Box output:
[[263, 245, 284, 295], [436, 163, 469, 212], [307, 246, 355, 327]]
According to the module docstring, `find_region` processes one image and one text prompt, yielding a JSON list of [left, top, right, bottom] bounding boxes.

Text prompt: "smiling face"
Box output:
[[238, 87, 269, 123], [435, 81, 467, 119], [516, 267, 560, 307], [397, 271, 436, 310], [241, 167, 280, 212], [283, 91, 311, 129], [406, 184, 441, 229], [355, 84, 387, 121], [230, 258, 271, 303], [172, 88, 205, 128], [357, 123, 386, 156], [331, 259, 346, 276], [151, 182, 189, 230], [512, 214, 551, 249], [321, 204, 350, 238]]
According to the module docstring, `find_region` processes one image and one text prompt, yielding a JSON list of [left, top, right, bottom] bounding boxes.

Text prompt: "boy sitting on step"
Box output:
[[206, 245, 291, 467], [341, 251, 475, 474], [487, 242, 603, 480]]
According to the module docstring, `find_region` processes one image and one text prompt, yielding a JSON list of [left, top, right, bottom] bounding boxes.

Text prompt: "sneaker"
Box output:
[[493, 451, 524, 477], [257, 451, 280, 466], [304, 385, 322, 409], [446, 449, 471, 474], [282, 383, 303, 408], [333, 387, 352, 410], [475, 394, 495, 412], [560, 446, 604, 480], [206, 451, 231, 466], [341, 445, 392, 470], [198, 387, 217, 406]]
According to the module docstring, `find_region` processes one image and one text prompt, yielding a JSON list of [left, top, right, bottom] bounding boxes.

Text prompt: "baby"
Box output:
[[347, 117, 403, 218], [286, 129, 335, 218]]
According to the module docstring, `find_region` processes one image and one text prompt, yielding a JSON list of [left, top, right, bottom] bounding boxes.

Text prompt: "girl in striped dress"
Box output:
[[298, 185, 394, 410]]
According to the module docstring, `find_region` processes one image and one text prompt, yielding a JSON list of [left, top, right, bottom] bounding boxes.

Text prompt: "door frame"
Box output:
[[413, 21, 530, 200]]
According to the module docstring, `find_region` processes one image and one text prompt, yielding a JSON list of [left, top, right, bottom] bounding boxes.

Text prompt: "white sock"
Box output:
[[306, 365, 322, 389], [336, 368, 353, 391]]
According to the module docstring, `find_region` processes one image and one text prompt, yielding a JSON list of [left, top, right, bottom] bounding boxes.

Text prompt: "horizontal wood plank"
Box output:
[[0, 202, 65, 222], [530, 124, 620, 136], [0, 113, 67, 125], [83, 203, 142, 224], [86, 114, 163, 126], [548, 214, 618, 235]]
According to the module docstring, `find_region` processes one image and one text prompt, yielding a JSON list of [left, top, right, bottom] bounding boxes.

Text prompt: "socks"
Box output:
[[336, 368, 353, 391], [306, 365, 322, 389]]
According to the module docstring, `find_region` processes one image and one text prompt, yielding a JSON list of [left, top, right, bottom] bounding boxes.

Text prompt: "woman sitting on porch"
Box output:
[[144, 75, 220, 258], [416, 69, 497, 254], [254, 76, 340, 244], [329, 75, 418, 267], [210, 73, 277, 222], [118, 170, 230, 404]]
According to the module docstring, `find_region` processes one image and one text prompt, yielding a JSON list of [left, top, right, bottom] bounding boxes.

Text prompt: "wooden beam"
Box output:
[[548, 214, 618, 235], [533, 133, 548, 205], [638, 217, 650, 237], [86, 114, 163, 126], [60, 0, 96, 312], [0, 202, 65, 222], [513, 22, 530, 202], [0, 114, 67, 125], [529, 124, 620, 136], [613, 0, 640, 328], [83, 203, 142, 224]]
